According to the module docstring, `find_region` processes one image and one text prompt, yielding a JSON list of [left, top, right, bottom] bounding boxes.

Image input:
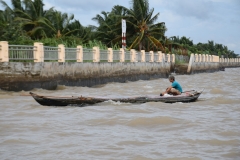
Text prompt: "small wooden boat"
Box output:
[[30, 90, 203, 106]]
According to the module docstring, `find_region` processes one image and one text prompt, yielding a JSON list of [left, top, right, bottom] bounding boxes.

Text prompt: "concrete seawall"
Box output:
[[186, 54, 219, 74], [1, 55, 239, 91], [188, 62, 220, 74], [0, 62, 171, 91]]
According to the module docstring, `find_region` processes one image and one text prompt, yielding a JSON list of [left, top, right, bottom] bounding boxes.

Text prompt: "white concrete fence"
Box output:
[[187, 53, 240, 73], [188, 53, 240, 65], [0, 41, 175, 63], [1, 41, 239, 68]]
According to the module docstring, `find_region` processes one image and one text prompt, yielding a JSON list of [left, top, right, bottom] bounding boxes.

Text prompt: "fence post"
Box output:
[[149, 51, 154, 62], [194, 54, 198, 62], [205, 55, 207, 62], [209, 55, 212, 62], [157, 51, 162, 62], [108, 48, 113, 62], [172, 54, 175, 63], [187, 53, 195, 73], [213, 55, 219, 62], [0, 41, 9, 62], [58, 44, 65, 62], [141, 50, 145, 62], [199, 54, 203, 62], [93, 46, 100, 62], [202, 54, 206, 62], [167, 54, 171, 63], [76, 45, 83, 62], [162, 53, 166, 62], [219, 57, 223, 63], [206, 55, 210, 62], [34, 42, 44, 62], [120, 48, 125, 62], [130, 49, 136, 62]]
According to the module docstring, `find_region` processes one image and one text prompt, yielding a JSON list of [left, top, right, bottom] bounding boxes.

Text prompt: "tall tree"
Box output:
[[13, 0, 54, 39], [162, 36, 185, 54], [92, 5, 126, 47], [0, 0, 32, 43], [67, 20, 92, 43], [45, 10, 79, 38], [0, 0, 53, 39], [120, 0, 167, 51], [0, 0, 21, 24]]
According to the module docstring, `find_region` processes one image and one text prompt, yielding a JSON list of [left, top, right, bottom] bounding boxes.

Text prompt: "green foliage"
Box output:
[[175, 59, 186, 65], [82, 40, 120, 49], [172, 37, 237, 58], [0, 22, 34, 45], [121, 0, 166, 51], [82, 40, 107, 49], [0, 0, 237, 58], [38, 36, 83, 47]]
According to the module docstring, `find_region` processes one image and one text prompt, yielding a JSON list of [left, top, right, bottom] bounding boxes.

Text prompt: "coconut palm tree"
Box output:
[[0, 1, 32, 42], [67, 20, 92, 43], [92, 0, 166, 51], [120, 0, 167, 51], [0, 9, 9, 35], [92, 5, 126, 47], [14, 0, 56, 39], [0, 0, 54, 39], [0, 0, 20, 24], [44, 10, 80, 38]]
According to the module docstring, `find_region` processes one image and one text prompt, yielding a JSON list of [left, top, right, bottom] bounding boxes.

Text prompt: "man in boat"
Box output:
[[160, 75, 182, 96]]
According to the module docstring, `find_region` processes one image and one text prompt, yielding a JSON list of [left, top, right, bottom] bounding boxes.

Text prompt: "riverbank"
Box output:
[[0, 62, 170, 91], [0, 59, 239, 91]]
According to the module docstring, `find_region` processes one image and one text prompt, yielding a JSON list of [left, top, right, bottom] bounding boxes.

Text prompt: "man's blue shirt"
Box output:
[[172, 81, 182, 92]]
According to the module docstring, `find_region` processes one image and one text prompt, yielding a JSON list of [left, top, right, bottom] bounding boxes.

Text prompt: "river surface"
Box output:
[[0, 68, 240, 160]]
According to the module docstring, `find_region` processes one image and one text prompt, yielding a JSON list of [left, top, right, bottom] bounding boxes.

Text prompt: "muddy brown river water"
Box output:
[[0, 68, 240, 160]]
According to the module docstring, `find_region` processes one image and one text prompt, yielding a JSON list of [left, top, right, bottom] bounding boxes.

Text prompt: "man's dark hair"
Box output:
[[168, 75, 175, 81]]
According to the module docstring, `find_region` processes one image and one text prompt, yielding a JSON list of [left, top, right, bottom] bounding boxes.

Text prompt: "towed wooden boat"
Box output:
[[30, 90, 203, 106]]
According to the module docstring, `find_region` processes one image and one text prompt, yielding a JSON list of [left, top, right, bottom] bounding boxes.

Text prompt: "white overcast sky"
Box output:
[[1, 0, 240, 55]]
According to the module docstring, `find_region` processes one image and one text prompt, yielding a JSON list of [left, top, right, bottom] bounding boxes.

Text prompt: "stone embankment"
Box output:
[[0, 54, 239, 91], [0, 62, 170, 91]]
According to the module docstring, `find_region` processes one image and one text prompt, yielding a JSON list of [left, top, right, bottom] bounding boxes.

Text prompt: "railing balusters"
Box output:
[[65, 48, 77, 61], [9, 45, 34, 61], [44, 46, 58, 61], [100, 49, 108, 62], [1, 42, 195, 64]]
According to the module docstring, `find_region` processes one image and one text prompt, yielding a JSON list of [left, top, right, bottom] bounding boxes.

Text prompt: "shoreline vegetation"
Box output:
[[0, 0, 237, 58]]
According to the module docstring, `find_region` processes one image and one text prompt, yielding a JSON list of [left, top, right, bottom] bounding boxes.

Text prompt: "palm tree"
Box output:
[[0, 9, 9, 35], [0, 0, 54, 39], [162, 36, 185, 54], [0, 0, 20, 24], [92, 5, 125, 47], [0, 0, 31, 42], [120, 0, 167, 51], [13, 0, 55, 39], [207, 40, 215, 52], [67, 20, 92, 43], [44, 10, 80, 38]]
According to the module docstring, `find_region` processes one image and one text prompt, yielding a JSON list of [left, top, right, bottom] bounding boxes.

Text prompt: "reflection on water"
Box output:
[[0, 68, 240, 160]]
